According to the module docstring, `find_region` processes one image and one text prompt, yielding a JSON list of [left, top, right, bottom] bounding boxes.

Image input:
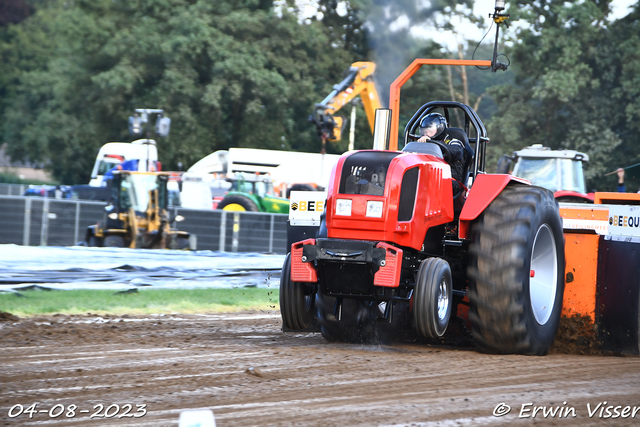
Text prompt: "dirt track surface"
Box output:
[[1, 312, 640, 427]]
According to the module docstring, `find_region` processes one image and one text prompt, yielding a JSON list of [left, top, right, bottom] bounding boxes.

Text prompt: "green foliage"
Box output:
[[0, 2, 57, 129], [0, 171, 56, 185], [0, 171, 27, 184], [0, 0, 367, 183], [358, 0, 475, 101], [2, 0, 639, 192], [488, 0, 639, 191], [316, 0, 368, 56]]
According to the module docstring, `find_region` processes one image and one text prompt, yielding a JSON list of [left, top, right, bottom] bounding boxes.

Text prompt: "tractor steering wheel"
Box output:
[[408, 134, 452, 163]]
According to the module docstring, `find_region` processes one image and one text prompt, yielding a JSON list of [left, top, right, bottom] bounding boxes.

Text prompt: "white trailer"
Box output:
[[188, 148, 341, 193], [89, 139, 159, 187]]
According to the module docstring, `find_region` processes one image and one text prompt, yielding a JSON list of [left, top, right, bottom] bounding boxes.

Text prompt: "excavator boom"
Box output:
[[311, 61, 381, 143]]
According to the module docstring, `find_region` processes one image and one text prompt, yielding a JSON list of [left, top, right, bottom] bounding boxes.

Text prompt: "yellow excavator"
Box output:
[[310, 61, 381, 152]]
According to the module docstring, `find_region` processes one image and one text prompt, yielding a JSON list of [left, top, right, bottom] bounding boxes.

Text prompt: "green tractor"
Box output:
[[216, 173, 289, 213]]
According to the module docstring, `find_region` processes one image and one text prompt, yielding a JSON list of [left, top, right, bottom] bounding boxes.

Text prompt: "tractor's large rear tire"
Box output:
[[414, 257, 453, 338], [468, 186, 564, 355], [279, 253, 315, 330], [316, 288, 379, 344], [217, 195, 259, 212]]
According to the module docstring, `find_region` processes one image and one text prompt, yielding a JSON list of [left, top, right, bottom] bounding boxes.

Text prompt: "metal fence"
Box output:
[[0, 195, 289, 254], [0, 183, 28, 196]]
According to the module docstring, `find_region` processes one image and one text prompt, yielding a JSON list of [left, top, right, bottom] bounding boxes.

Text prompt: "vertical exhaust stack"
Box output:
[[372, 108, 392, 151]]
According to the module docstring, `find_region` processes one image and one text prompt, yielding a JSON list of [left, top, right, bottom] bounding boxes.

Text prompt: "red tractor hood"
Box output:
[[325, 150, 455, 251]]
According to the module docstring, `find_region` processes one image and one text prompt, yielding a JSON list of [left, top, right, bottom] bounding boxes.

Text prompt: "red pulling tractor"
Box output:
[[280, 100, 565, 355]]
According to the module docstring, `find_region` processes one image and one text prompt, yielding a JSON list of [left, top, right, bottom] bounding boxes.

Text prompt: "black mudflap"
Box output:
[[286, 221, 319, 252], [597, 237, 640, 355]]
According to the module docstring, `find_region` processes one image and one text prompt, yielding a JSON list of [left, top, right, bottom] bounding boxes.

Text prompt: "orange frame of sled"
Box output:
[[388, 59, 492, 151]]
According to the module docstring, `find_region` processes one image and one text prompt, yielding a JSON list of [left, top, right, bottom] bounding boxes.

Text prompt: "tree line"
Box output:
[[0, 0, 638, 191]]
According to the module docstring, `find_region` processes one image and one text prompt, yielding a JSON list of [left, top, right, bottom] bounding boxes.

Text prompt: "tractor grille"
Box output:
[[397, 167, 419, 221], [320, 261, 375, 296]]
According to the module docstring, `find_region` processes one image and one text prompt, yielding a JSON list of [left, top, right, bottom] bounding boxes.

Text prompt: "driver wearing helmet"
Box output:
[[417, 113, 448, 142], [418, 113, 467, 195]]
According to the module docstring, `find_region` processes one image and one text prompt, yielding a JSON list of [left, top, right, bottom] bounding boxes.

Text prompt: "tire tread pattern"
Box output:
[[468, 186, 564, 355], [280, 254, 314, 330], [414, 258, 452, 338]]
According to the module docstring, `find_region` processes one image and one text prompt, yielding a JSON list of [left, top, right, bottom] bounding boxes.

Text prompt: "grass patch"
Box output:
[[0, 287, 279, 317]]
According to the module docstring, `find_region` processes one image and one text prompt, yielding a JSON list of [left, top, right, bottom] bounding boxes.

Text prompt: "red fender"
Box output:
[[458, 174, 530, 239], [554, 190, 595, 203]]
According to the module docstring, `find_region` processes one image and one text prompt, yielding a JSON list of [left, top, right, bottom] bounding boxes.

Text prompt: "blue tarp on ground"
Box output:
[[0, 245, 284, 291]]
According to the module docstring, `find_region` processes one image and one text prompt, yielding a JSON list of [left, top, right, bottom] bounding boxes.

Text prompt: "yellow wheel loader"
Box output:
[[85, 171, 194, 250]]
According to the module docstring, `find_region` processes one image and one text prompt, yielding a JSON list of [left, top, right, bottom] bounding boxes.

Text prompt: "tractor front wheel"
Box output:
[[413, 257, 453, 338], [279, 253, 315, 330], [468, 186, 565, 355]]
